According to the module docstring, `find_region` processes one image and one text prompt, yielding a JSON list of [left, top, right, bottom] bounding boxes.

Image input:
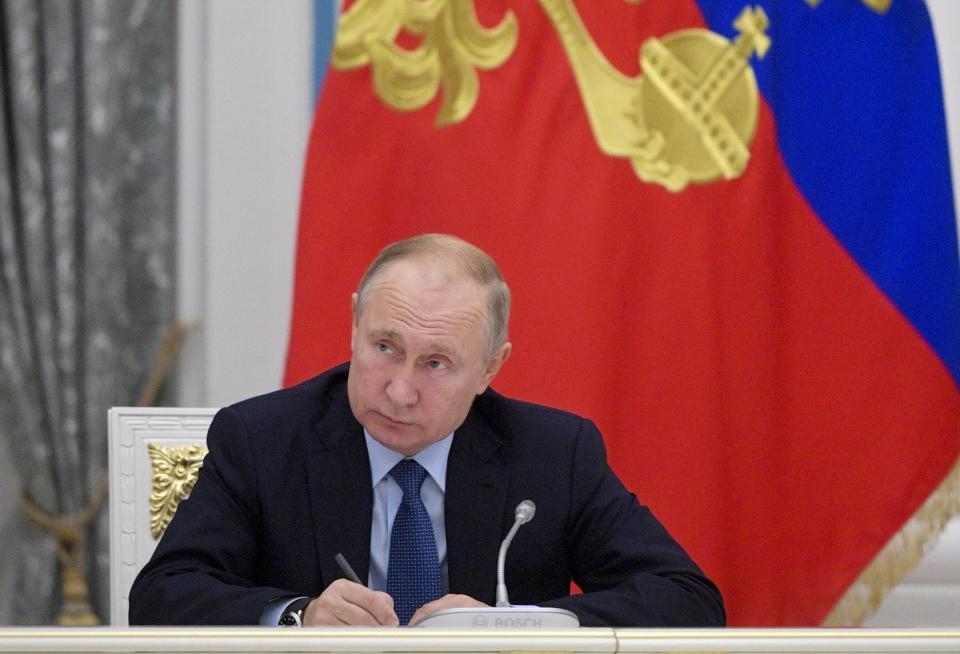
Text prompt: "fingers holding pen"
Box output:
[[302, 579, 399, 626]]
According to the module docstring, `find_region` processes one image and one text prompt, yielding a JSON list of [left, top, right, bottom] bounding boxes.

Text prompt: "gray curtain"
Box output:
[[0, 0, 176, 623]]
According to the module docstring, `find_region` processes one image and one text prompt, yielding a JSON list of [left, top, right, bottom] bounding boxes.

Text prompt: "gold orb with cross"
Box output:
[[632, 7, 770, 191]]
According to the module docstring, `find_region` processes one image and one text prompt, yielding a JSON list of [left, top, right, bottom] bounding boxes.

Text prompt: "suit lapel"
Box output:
[[444, 410, 510, 605], [302, 389, 373, 591]]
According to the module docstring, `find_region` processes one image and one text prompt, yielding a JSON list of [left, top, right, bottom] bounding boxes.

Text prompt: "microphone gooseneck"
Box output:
[[410, 497, 577, 627], [495, 500, 536, 607]]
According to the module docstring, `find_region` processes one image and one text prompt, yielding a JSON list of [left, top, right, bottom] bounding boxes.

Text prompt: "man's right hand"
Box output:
[[302, 579, 399, 626]]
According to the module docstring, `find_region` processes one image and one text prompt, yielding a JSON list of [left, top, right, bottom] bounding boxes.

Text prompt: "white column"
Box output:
[[175, 0, 313, 407]]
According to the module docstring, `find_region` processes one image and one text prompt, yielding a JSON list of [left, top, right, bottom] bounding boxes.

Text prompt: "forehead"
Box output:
[[360, 259, 488, 339]]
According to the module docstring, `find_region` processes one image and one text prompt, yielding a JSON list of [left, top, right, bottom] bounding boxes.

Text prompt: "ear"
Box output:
[[476, 342, 512, 394], [350, 293, 359, 352]]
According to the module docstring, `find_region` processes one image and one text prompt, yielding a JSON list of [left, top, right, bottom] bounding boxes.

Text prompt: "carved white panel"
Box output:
[[108, 407, 218, 626]]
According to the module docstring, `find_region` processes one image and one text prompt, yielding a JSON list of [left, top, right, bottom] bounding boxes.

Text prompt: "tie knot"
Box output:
[[389, 459, 428, 496]]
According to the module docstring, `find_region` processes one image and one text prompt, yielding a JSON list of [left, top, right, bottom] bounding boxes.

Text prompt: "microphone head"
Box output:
[[515, 500, 536, 524]]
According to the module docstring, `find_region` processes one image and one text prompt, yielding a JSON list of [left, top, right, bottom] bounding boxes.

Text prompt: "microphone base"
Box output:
[[411, 606, 579, 629]]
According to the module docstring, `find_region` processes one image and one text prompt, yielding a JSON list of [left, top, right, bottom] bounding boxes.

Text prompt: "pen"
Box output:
[[334, 552, 364, 585]]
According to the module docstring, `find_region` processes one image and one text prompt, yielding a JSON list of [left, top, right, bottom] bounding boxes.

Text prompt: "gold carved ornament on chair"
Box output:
[[147, 443, 207, 540]]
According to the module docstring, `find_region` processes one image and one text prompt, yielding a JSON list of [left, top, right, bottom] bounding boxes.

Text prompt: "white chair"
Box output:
[[108, 407, 218, 626]]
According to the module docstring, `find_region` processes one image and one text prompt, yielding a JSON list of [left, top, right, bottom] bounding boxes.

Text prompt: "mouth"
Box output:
[[376, 412, 410, 428]]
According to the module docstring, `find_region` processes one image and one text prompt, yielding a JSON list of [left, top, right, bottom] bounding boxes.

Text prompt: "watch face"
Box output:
[[279, 612, 302, 627]]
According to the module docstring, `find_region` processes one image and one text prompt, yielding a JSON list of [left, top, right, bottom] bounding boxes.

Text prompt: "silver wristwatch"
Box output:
[[278, 597, 311, 627]]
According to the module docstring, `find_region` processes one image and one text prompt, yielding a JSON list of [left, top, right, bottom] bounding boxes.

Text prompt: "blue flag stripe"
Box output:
[[313, 0, 338, 103], [696, 0, 960, 386]]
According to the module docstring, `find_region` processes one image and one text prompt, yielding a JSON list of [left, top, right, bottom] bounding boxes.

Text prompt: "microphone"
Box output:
[[496, 500, 536, 607], [412, 499, 578, 628]]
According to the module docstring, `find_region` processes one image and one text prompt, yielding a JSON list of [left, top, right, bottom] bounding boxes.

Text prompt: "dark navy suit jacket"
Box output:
[[129, 364, 724, 626]]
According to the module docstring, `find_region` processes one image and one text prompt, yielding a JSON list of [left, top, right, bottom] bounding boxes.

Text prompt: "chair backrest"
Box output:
[[108, 407, 218, 626]]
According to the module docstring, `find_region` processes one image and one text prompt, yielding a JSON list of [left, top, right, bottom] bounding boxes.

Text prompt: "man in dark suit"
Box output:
[[130, 234, 724, 627]]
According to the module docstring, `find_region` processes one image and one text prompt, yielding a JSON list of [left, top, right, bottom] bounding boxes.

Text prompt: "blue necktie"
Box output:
[[386, 459, 442, 625]]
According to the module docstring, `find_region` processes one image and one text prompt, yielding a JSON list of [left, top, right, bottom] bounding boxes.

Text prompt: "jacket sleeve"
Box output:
[[539, 419, 726, 627], [128, 407, 295, 625]]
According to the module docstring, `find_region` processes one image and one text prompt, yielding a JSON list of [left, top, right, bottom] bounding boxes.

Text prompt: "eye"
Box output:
[[377, 342, 393, 354], [426, 359, 448, 370]]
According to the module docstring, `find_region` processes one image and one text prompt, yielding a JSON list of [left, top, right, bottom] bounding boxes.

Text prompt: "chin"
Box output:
[[383, 438, 425, 457]]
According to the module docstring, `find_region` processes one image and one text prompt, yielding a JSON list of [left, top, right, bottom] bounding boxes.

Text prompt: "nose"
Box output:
[[385, 364, 418, 408]]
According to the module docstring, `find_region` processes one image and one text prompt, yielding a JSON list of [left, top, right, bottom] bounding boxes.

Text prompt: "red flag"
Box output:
[[286, 0, 960, 625]]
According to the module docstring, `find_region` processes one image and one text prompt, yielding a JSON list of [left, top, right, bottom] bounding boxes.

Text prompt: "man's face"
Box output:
[[347, 258, 510, 456]]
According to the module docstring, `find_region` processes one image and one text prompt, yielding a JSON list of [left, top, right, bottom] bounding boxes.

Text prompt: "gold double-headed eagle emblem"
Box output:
[[333, 0, 889, 192]]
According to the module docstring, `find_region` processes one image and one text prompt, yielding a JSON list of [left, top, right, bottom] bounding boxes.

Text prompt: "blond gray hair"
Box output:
[[355, 234, 510, 359]]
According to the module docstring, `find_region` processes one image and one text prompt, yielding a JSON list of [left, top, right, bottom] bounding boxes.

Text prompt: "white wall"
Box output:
[[175, 0, 313, 408]]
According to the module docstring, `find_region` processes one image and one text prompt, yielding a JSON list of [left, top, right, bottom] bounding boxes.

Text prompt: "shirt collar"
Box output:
[[364, 429, 454, 492]]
